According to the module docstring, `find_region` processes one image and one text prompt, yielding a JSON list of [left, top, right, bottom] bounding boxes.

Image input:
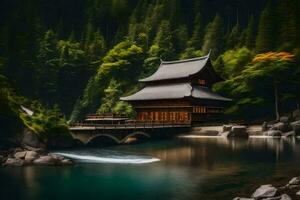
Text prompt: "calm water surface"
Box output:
[[1, 136, 300, 200]]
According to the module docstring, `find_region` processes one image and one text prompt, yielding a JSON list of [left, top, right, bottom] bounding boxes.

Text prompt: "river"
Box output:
[[1, 136, 300, 200]]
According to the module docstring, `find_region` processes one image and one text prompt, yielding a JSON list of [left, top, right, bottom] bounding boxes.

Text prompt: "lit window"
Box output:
[[198, 79, 206, 85]]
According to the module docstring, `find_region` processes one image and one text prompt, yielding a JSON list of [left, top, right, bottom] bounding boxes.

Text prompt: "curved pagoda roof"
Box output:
[[140, 52, 211, 82], [120, 83, 232, 102]]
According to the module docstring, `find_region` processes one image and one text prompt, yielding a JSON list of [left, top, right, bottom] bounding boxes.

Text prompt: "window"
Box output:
[[170, 112, 176, 121], [198, 79, 206, 85], [193, 106, 207, 113]]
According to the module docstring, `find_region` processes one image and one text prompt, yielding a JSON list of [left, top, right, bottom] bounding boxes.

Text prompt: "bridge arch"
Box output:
[[121, 131, 151, 144], [86, 134, 121, 146], [73, 138, 85, 147]]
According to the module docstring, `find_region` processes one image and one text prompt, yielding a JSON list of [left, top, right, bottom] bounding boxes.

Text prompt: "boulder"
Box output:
[[288, 176, 300, 185], [24, 151, 38, 163], [269, 194, 291, 200], [280, 116, 290, 123], [270, 122, 291, 133], [223, 125, 233, 132], [291, 120, 300, 128], [282, 131, 295, 137], [228, 126, 249, 138], [14, 151, 27, 159], [265, 130, 282, 137], [218, 131, 230, 137], [50, 154, 64, 161], [33, 155, 55, 165], [293, 124, 300, 135], [4, 158, 24, 166], [296, 190, 300, 196], [252, 185, 277, 199], [293, 109, 300, 121], [273, 194, 291, 200], [60, 159, 73, 165], [22, 128, 45, 149], [262, 122, 269, 132]]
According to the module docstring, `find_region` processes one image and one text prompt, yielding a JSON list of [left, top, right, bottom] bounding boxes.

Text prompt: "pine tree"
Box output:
[[238, 29, 247, 48], [83, 19, 95, 50], [86, 29, 106, 62], [245, 16, 256, 49], [255, 1, 278, 53], [226, 23, 240, 49], [128, 15, 138, 42], [150, 20, 175, 60], [175, 25, 188, 53], [277, 0, 297, 50], [202, 14, 225, 59], [186, 13, 203, 50], [37, 30, 59, 105]]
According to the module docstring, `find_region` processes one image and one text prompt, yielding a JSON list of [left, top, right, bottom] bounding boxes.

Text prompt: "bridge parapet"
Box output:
[[69, 122, 191, 146]]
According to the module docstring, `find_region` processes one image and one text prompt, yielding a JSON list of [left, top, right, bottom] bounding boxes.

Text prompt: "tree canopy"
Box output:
[[0, 0, 300, 124]]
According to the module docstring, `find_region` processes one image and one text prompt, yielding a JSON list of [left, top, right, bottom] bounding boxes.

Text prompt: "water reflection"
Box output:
[[1, 137, 300, 200], [136, 137, 300, 166]]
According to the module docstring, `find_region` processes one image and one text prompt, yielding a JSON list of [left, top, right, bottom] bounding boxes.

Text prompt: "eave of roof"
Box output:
[[139, 53, 211, 82], [120, 83, 232, 102]]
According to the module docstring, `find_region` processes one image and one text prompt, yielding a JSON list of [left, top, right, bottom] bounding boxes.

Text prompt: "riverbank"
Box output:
[[234, 176, 300, 199], [189, 125, 262, 136], [0, 147, 73, 166]]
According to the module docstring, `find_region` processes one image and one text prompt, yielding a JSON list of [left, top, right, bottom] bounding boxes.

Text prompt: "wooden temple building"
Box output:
[[120, 52, 231, 124]]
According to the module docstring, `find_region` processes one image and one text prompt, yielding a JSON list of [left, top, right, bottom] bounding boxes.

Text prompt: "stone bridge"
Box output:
[[69, 123, 191, 146]]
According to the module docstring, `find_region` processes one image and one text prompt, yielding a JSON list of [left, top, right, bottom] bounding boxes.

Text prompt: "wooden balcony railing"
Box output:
[[71, 120, 191, 129]]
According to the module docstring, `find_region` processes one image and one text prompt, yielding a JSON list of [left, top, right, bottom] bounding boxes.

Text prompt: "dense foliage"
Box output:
[[0, 0, 300, 126], [0, 77, 70, 147]]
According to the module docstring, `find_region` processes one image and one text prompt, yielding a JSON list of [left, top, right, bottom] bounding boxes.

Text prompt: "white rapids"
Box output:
[[51, 150, 160, 164]]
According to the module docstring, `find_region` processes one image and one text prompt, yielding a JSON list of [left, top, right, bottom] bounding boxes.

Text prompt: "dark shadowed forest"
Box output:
[[1, 0, 300, 143]]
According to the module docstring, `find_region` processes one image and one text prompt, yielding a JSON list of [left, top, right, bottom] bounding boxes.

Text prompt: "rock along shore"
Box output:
[[234, 176, 300, 200], [0, 147, 73, 166]]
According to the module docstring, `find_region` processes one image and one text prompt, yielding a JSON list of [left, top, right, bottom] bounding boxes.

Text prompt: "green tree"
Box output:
[[255, 1, 278, 53], [113, 101, 134, 117], [150, 20, 175, 60], [144, 20, 175, 76], [215, 52, 298, 121], [180, 13, 204, 59], [86, 29, 106, 62], [82, 19, 95, 50], [36, 30, 59, 105], [202, 14, 225, 59], [174, 25, 188, 53], [245, 16, 256, 49], [70, 41, 144, 122], [277, 0, 298, 51], [226, 23, 240, 49], [97, 79, 121, 114], [186, 13, 203, 50], [56, 40, 94, 115], [214, 48, 253, 79]]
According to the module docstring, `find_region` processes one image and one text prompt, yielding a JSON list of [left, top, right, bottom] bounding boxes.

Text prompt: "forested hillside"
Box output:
[[1, 0, 300, 124]]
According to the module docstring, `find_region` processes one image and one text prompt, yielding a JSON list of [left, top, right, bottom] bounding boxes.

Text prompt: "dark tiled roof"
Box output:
[[120, 83, 232, 102], [191, 86, 232, 101], [139, 53, 211, 82]]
